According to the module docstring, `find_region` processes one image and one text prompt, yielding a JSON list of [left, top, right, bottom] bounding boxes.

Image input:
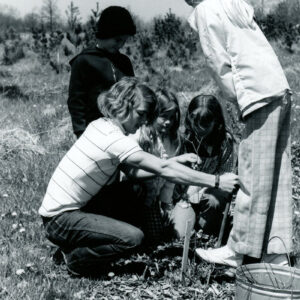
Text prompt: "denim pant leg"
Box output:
[[43, 210, 144, 274]]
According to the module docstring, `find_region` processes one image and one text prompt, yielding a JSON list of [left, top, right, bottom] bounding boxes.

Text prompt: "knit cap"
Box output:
[[96, 6, 136, 39]]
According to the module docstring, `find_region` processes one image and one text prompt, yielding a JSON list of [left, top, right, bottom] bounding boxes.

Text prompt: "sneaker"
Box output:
[[60, 250, 81, 276], [224, 267, 236, 278], [261, 254, 289, 266], [195, 245, 243, 268], [52, 248, 64, 265]]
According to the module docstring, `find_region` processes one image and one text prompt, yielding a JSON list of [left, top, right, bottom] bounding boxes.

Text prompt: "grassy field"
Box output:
[[0, 40, 299, 299]]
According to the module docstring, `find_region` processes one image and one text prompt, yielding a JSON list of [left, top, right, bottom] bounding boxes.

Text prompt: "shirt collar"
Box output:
[[109, 118, 127, 135]]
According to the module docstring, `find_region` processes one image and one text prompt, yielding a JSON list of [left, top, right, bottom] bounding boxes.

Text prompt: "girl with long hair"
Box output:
[[173, 94, 237, 238], [132, 89, 182, 244]]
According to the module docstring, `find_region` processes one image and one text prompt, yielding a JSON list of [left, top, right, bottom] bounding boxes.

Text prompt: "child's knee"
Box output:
[[116, 224, 144, 250]]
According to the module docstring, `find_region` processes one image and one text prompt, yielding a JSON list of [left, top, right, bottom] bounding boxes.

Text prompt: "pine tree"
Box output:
[[65, 1, 81, 32]]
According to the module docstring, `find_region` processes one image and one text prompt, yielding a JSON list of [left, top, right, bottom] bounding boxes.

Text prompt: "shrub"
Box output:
[[2, 41, 25, 65], [0, 84, 27, 99], [152, 12, 198, 65], [153, 11, 182, 47], [63, 45, 73, 56], [32, 30, 65, 66], [0, 26, 25, 65], [256, 0, 300, 52], [137, 31, 156, 62], [4, 27, 18, 40]]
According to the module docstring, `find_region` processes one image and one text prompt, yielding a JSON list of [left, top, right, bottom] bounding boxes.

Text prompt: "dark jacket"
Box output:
[[173, 132, 238, 202], [67, 47, 134, 137]]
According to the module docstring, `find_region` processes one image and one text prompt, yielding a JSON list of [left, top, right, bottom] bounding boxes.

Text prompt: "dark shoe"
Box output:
[[52, 248, 64, 265]]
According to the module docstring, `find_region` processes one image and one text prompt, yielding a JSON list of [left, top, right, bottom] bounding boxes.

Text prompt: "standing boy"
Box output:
[[68, 6, 136, 138]]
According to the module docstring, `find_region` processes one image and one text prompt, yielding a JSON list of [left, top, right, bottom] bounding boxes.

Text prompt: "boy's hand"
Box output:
[[219, 173, 239, 194], [171, 153, 201, 166]]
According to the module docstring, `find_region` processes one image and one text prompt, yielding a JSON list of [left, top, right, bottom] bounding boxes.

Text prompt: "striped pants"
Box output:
[[227, 93, 293, 258]]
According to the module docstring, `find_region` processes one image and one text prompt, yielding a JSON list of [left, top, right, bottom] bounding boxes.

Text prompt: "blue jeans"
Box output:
[[42, 182, 144, 275]]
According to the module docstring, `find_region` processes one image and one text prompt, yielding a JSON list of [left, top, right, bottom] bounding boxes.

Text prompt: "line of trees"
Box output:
[[0, 0, 82, 34], [1, 0, 300, 40], [256, 0, 300, 52], [1, 0, 300, 68]]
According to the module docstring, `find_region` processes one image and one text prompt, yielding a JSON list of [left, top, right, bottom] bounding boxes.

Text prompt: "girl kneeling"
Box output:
[[173, 95, 237, 239]]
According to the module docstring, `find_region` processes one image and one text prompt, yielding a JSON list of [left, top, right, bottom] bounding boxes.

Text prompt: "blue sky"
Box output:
[[0, 0, 194, 22]]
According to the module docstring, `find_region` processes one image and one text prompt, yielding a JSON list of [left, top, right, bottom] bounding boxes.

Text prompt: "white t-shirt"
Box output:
[[39, 118, 142, 217]]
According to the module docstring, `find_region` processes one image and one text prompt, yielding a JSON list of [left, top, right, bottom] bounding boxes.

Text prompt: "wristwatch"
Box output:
[[215, 174, 220, 189]]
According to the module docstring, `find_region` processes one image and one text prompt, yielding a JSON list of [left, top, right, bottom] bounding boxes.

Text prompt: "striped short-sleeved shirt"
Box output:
[[39, 118, 142, 217]]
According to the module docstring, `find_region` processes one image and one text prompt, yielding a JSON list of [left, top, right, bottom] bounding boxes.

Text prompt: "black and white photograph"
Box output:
[[0, 0, 300, 298]]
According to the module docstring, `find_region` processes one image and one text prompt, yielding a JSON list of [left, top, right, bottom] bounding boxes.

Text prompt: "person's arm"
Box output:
[[120, 129, 156, 180], [67, 57, 87, 138], [120, 153, 202, 181], [123, 151, 238, 193], [189, 5, 236, 101], [120, 164, 156, 180]]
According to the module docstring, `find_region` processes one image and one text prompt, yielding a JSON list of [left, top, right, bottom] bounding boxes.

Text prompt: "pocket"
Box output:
[[237, 138, 252, 196], [43, 213, 71, 247], [42, 216, 56, 234]]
